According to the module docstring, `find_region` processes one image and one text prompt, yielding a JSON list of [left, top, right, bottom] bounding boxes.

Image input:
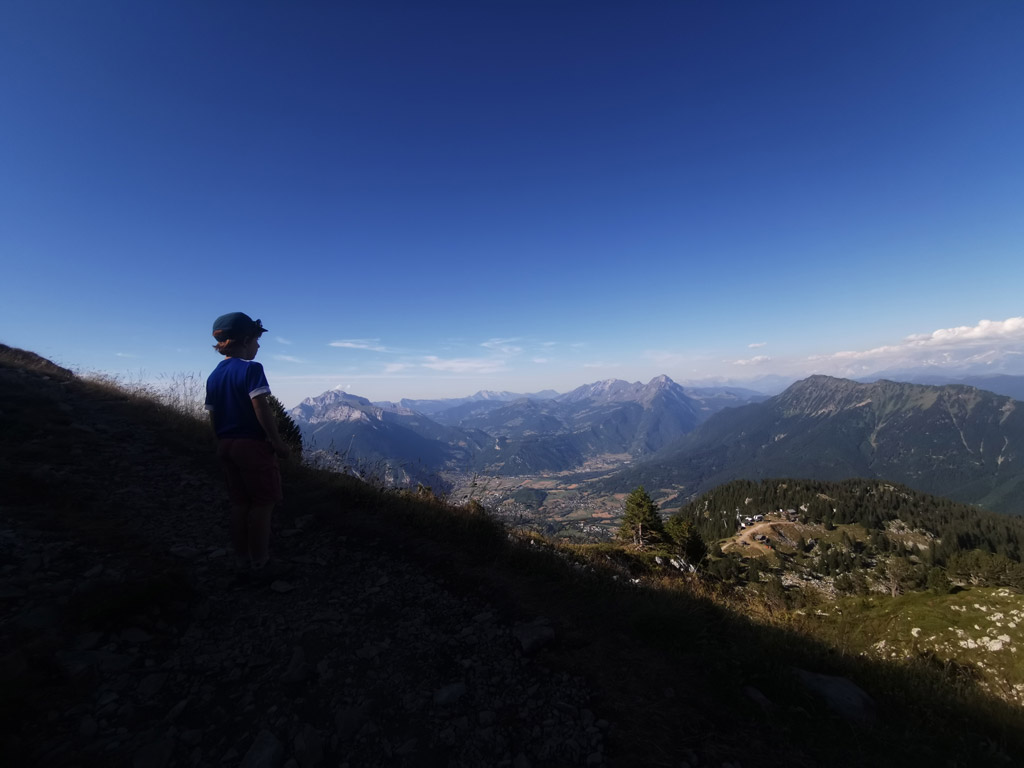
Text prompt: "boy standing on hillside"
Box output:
[[205, 312, 290, 573]]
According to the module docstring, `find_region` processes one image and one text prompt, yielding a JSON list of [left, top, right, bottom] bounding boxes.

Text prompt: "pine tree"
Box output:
[[618, 486, 665, 550], [665, 514, 708, 565], [269, 395, 303, 458]]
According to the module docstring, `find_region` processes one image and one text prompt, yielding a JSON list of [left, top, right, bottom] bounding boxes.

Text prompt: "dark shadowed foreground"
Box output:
[[1, 344, 1022, 768]]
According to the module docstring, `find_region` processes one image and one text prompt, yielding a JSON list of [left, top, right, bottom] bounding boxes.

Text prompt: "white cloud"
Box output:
[[904, 317, 1024, 345], [733, 355, 772, 367], [756, 316, 1024, 383], [421, 356, 508, 374], [329, 339, 392, 352], [533, 358, 549, 364], [276, 337, 293, 345], [813, 317, 1024, 368], [273, 355, 303, 364], [481, 338, 523, 355], [383, 362, 411, 374], [748, 342, 767, 349]]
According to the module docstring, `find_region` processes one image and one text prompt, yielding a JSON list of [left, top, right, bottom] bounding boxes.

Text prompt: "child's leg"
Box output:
[[230, 503, 251, 567], [248, 504, 274, 568]]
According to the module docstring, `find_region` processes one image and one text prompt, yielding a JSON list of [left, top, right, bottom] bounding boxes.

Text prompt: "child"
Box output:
[[205, 312, 290, 573]]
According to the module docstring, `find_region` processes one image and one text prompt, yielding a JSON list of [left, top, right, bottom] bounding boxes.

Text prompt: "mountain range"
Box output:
[[290, 376, 764, 483], [615, 375, 1024, 516], [289, 390, 491, 487], [291, 373, 1024, 516]]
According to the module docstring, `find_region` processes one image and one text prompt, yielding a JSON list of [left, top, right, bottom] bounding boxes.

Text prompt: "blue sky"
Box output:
[[2, 1, 1023, 407]]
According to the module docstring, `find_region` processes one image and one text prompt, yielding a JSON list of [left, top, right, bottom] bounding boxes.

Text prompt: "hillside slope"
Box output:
[[2, 345, 1023, 767], [0, 348, 602, 767]]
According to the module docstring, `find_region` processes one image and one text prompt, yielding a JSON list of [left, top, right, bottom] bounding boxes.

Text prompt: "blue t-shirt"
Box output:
[[205, 358, 272, 439]]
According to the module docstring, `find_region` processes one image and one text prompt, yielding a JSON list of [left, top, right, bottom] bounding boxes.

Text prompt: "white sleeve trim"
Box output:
[[249, 386, 272, 399]]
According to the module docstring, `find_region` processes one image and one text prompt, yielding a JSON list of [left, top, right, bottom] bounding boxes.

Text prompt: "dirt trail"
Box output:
[[724, 520, 803, 555]]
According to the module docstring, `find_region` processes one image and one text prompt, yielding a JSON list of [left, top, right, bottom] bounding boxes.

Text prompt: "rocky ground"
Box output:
[[0, 355, 607, 768]]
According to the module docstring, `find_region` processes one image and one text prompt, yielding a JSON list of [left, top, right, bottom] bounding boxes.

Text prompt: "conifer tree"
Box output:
[[665, 513, 708, 565], [269, 395, 303, 459], [618, 486, 665, 550]]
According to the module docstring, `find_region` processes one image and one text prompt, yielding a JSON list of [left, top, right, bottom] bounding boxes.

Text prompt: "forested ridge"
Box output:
[[609, 375, 1024, 516], [678, 478, 1024, 588]]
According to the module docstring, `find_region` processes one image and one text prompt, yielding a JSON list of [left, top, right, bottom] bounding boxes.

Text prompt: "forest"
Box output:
[[676, 478, 1024, 590]]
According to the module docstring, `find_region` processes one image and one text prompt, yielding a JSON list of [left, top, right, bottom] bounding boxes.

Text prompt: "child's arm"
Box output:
[[208, 412, 219, 445], [252, 394, 291, 459]]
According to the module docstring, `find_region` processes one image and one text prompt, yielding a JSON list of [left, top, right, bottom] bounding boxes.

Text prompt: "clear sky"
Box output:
[[2, 1, 1023, 407]]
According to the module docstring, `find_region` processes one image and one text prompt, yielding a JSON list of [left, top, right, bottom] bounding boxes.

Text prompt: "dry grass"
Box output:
[[0, 344, 75, 378], [82, 369, 207, 422]]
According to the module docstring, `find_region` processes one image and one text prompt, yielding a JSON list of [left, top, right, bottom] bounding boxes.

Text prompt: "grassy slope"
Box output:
[[2, 344, 1023, 767], [802, 588, 1024, 706]]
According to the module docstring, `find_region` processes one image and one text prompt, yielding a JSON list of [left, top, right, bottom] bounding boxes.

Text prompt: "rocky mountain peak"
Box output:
[[559, 376, 686, 406], [776, 376, 1010, 422], [470, 390, 519, 401], [776, 376, 875, 416], [290, 390, 376, 424], [557, 379, 632, 404]]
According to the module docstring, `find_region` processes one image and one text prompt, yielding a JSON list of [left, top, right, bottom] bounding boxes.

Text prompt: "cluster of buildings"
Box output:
[[736, 509, 801, 529]]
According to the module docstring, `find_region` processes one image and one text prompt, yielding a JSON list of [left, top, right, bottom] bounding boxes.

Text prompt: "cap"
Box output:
[[212, 312, 269, 341]]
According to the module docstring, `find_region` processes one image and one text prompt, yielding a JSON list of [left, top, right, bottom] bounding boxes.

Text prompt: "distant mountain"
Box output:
[[380, 389, 558, 418], [447, 376, 707, 473], [290, 390, 490, 488], [423, 395, 554, 427], [682, 385, 770, 417], [615, 376, 1024, 516], [859, 373, 1024, 403], [557, 377, 665, 405], [292, 375, 760, 478]]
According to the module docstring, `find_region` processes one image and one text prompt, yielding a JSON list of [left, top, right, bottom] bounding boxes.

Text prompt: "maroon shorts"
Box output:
[[217, 438, 283, 506]]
